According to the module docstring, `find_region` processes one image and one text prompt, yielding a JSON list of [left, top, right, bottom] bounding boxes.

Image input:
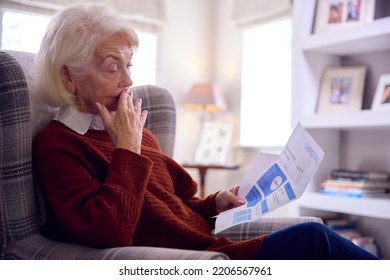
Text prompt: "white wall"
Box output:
[[156, 0, 245, 196], [157, 0, 213, 163]]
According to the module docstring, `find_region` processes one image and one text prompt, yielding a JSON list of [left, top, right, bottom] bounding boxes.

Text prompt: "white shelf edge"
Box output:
[[298, 192, 390, 220], [300, 17, 390, 55], [298, 110, 390, 130]]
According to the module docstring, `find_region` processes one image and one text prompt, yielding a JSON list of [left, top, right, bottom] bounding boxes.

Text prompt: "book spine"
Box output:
[[320, 189, 364, 198], [321, 179, 390, 188], [331, 170, 389, 180]]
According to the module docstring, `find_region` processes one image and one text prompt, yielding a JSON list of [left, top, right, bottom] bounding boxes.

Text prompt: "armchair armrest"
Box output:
[[213, 216, 323, 241], [7, 234, 229, 260]]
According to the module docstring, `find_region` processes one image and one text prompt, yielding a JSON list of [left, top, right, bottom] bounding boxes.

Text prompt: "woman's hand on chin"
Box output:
[[96, 89, 148, 154]]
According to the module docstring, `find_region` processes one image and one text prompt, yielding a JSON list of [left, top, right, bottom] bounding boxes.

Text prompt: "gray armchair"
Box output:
[[0, 50, 322, 260]]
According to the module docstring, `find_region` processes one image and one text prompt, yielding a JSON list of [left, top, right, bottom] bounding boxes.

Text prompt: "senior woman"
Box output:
[[32, 3, 378, 260]]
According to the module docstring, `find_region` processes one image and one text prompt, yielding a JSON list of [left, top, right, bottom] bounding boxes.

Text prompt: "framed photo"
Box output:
[[313, 0, 375, 33], [194, 120, 233, 164], [316, 66, 366, 113], [371, 73, 390, 111]]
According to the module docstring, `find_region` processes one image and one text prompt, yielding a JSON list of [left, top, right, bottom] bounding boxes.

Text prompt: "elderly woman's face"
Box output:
[[72, 34, 133, 114]]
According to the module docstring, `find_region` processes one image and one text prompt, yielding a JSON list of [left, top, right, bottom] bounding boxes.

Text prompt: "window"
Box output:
[[240, 15, 292, 148], [131, 31, 157, 86], [1, 11, 157, 86], [1, 11, 51, 53]]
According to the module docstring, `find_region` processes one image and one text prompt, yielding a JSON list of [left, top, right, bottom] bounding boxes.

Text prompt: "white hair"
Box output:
[[34, 3, 139, 107]]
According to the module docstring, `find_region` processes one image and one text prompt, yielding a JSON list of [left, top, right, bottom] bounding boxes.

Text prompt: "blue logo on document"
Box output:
[[257, 163, 287, 196]]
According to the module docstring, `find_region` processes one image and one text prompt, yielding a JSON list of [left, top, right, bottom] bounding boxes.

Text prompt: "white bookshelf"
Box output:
[[292, 0, 390, 258], [300, 110, 390, 129], [299, 193, 390, 220], [301, 16, 390, 55]]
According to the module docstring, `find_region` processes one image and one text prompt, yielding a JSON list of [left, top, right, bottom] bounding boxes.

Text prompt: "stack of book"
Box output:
[[320, 169, 390, 198]]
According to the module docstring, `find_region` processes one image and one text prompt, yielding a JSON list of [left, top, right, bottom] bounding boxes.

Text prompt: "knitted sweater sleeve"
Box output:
[[185, 193, 219, 228], [33, 126, 153, 248]]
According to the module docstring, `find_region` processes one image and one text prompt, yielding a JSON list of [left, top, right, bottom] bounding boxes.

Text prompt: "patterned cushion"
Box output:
[[0, 51, 40, 260], [6, 234, 228, 260], [214, 217, 323, 240]]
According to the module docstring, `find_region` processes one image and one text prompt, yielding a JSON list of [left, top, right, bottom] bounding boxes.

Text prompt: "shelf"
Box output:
[[301, 17, 390, 55], [298, 110, 390, 130], [298, 192, 390, 220], [293, 0, 390, 259]]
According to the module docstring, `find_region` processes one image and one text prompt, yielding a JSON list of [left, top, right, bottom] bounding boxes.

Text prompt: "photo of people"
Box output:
[[381, 84, 390, 104], [330, 77, 352, 104], [346, 0, 362, 22], [314, 0, 374, 33], [328, 2, 343, 24], [370, 74, 390, 111]]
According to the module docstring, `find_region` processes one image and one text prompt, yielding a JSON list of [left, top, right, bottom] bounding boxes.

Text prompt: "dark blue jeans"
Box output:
[[251, 222, 379, 260]]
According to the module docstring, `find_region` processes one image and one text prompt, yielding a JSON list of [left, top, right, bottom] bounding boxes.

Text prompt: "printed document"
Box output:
[[214, 123, 324, 233]]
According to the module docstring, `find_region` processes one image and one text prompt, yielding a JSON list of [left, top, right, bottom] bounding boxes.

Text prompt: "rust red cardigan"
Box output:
[[32, 120, 264, 259]]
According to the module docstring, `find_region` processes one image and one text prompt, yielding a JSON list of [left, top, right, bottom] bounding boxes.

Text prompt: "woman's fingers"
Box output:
[[96, 89, 148, 153], [118, 89, 131, 111], [96, 102, 111, 129], [222, 189, 245, 206], [127, 89, 133, 108], [215, 186, 245, 213], [140, 110, 148, 126], [122, 89, 143, 118], [230, 185, 240, 196], [127, 90, 147, 127]]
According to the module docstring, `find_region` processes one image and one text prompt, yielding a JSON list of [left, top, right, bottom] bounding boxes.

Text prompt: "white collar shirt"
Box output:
[[54, 105, 105, 135]]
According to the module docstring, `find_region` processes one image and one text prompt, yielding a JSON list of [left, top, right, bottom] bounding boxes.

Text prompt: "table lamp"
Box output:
[[182, 82, 230, 163], [183, 83, 227, 115]]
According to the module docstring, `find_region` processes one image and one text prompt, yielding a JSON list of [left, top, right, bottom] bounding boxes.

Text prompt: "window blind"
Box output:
[[232, 0, 292, 27], [0, 0, 166, 33]]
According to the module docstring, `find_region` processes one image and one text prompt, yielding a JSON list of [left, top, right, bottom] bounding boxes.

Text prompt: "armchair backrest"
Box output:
[[0, 50, 176, 259], [0, 51, 40, 259]]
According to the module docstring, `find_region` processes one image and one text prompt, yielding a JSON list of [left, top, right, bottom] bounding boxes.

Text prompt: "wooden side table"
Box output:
[[182, 163, 239, 198]]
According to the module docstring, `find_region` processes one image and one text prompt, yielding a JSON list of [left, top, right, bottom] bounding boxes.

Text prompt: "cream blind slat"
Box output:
[[232, 0, 292, 27], [0, 0, 166, 33]]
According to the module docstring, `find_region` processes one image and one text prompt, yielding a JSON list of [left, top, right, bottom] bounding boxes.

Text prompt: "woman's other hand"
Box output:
[[215, 186, 245, 214]]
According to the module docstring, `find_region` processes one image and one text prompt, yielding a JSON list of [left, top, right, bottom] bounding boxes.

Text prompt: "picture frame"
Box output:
[[194, 120, 233, 164], [316, 66, 366, 113], [313, 0, 375, 34], [371, 73, 390, 111]]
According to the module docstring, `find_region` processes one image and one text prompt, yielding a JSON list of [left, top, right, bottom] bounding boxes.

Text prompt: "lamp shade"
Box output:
[[183, 83, 227, 112]]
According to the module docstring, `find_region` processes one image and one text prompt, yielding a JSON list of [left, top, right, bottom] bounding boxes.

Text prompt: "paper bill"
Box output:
[[214, 122, 324, 233]]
